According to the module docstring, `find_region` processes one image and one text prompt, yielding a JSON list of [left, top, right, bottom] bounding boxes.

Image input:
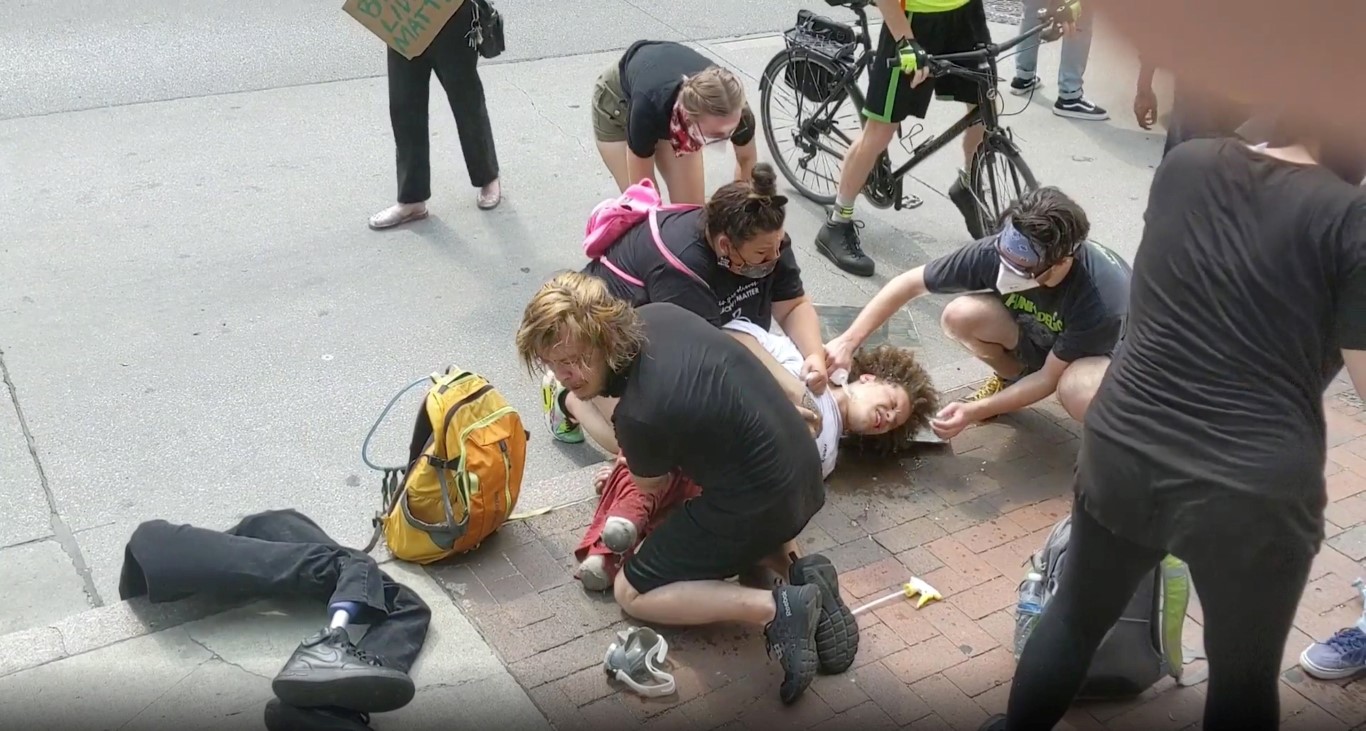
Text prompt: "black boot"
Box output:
[[948, 172, 987, 240], [271, 627, 416, 714], [789, 553, 859, 674], [763, 584, 822, 704], [815, 218, 875, 277], [263, 698, 372, 731]]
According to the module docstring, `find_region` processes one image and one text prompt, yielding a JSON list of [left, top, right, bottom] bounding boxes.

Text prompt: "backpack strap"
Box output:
[[648, 208, 711, 291]]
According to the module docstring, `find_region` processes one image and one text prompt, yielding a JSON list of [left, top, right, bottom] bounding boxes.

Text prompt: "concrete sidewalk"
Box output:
[[0, 560, 547, 730]]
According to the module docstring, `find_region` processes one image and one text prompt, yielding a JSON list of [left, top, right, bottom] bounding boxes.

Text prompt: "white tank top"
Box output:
[[722, 319, 843, 478]]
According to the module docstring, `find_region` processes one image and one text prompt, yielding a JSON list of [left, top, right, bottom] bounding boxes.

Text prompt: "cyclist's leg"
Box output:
[[919, 0, 993, 238], [836, 22, 910, 212], [814, 18, 926, 277]]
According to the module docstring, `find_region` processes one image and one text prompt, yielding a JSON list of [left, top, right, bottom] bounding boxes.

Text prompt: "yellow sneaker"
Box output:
[[965, 374, 1006, 402]]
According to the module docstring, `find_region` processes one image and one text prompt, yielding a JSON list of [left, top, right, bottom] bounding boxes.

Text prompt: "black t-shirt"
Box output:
[[581, 208, 805, 329], [922, 237, 1132, 362], [607, 303, 825, 539], [618, 40, 757, 158], [1087, 139, 1366, 512]]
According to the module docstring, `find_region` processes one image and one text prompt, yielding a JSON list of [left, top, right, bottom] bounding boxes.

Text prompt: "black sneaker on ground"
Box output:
[[947, 175, 986, 240], [272, 627, 416, 713], [788, 553, 859, 674], [1053, 96, 1109, 121], [978, 713, 1008, 731], [764, 583, 822, 704], [1009, 76, 1043, 96], [264, 699, 372, 731], [815, 219, 875, 277]]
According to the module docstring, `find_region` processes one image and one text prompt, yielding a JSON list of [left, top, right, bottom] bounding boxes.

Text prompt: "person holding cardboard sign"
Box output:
[[367, 0, 503, 230]]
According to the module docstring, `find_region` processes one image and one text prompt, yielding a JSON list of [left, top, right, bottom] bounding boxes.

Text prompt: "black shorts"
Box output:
[[622, 500, 806, 595], [863, 0, 992, 124], [1012, 314, 1056, 375]]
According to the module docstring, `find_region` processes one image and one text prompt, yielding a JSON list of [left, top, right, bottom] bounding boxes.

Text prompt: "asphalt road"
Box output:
[[0, 0, 1163, 633]]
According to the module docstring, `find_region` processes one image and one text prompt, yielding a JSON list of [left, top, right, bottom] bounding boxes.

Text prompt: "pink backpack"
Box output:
[[583, 179, 710, 290]]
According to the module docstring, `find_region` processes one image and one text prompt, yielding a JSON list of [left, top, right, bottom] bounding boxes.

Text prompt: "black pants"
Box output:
[[387, 0, 499, 203], [118, 509, 430, 674], [1003, 438, 1316, 731]]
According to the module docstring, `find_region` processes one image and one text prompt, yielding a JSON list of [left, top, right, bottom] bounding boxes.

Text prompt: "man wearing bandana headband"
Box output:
[[825, 186, 1129, 438]]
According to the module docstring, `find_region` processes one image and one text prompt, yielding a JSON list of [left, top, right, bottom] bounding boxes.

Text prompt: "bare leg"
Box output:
[[961, 104, 985, 166], [564, 394, 621, 454], [614, 570, 776, 625], [653, 141, 706, 205], [596, 140, 630, 192], [836, 120, 898, 205], [940, 294, 1025, 379], [1056, 356, 1110, 421]]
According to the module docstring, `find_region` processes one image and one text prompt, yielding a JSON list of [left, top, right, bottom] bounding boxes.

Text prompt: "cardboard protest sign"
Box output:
[[343, 0, 466, 60]]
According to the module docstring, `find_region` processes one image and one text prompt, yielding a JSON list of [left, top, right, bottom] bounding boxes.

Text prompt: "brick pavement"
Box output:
[[426, 379, 1366, 731]]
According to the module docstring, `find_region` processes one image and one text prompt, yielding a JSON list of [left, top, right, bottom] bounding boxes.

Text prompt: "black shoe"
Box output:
[[1053, 96, 1110, 121], [789, 553, 859, 675], [815, 218, 875, 277], [272, 627, 416, 713], [263, 699, 372, 731], [979, 713, 1008, 731], [764, 583, 822, 704], [948, 174, 987, 240]]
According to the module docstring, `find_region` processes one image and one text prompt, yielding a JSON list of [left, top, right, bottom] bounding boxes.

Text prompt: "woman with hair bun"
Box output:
[[590, 40, 758, 204], [545, 163, 827, 451]]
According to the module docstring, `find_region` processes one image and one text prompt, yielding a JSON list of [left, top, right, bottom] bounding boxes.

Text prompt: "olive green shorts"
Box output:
[[591, 63, 630, 143]]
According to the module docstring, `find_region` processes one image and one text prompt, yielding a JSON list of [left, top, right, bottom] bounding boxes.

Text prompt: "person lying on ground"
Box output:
[[824, 186, 1129, 441], [516, 272, 848, 704], [590, 39, 757, 204], [548, 163, 827, 453], [119, 509, 429, 731], [573, 318, 938, 592]]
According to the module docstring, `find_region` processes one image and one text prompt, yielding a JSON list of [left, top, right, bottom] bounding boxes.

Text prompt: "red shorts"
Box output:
[[573, 463, 702, 583]]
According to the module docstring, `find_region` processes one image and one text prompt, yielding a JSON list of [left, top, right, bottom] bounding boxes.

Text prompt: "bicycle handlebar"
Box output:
[[880, 0, 1078, 73]]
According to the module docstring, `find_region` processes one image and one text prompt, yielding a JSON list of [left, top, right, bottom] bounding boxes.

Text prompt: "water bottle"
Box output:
[[1013, 572, 1045, 660]]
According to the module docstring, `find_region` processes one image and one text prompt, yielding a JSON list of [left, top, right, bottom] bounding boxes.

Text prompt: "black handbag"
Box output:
[[466, 0, 505, 59]]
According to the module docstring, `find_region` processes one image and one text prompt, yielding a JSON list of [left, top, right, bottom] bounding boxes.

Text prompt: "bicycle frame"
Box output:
[[791, 4, 1053, 181]]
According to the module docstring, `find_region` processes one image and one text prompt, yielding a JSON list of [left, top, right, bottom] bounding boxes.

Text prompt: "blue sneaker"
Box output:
[[541, 370, 584, 444], [1300, 627, 1366, 679]]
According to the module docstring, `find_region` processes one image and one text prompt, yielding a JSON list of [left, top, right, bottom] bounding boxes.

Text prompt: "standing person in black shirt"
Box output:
[[550, 164, 826, 451], [590, 40, 758, 204], [826, 187, 1128, 437], [516, 273, 852, 705], [983, 124, 1366, 731]]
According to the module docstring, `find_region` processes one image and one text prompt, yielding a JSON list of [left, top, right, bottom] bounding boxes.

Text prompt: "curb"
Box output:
[[0, 463, 608, 681]]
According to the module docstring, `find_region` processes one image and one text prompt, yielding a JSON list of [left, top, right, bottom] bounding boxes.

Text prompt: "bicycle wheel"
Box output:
[[967, 133, 1038, 235], [759, 49, 865, 205]]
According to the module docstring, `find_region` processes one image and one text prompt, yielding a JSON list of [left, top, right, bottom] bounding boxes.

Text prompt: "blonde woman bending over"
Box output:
[[590, 40, 758, 204]]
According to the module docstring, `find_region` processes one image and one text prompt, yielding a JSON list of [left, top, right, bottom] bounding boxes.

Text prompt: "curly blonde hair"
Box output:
[[515, 271, 645, 377], [844, 345, 939, 456]]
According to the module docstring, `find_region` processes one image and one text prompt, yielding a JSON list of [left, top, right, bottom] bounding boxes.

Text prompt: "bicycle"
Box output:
[[759, 0, 1074, 236]]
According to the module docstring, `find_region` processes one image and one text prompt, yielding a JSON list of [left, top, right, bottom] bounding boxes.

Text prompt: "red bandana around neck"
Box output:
[[668, 100, 704, 157]]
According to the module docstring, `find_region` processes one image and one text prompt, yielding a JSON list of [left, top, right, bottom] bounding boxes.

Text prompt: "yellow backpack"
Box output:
[[362, 367, 529, 564]]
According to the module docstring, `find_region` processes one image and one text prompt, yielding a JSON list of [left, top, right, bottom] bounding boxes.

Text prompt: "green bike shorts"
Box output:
[[864, 1, 992, 124]]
